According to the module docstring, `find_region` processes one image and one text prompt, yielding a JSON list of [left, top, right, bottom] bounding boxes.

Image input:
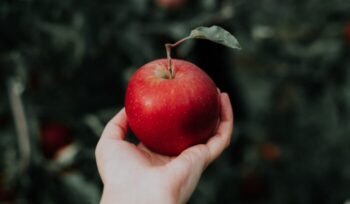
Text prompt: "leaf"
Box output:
[[189, 25, 241, 50]]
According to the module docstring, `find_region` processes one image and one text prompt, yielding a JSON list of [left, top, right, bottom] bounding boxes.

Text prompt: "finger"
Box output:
[[96, 108, 128, 168], [169, 93, 233, 173], [206, 93, 233, 163], [180, 144, 210, 167], [216, 88, 222, 130], [100, 108, 128, 141], [169, 144, 210, 178]]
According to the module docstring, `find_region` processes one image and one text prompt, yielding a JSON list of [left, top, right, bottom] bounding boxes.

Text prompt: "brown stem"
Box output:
[[165, 44, 173, 78], [165, 36, 191, 79]]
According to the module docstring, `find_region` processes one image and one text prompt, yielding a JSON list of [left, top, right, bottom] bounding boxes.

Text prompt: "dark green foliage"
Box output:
[[1, 0, 350, 203]]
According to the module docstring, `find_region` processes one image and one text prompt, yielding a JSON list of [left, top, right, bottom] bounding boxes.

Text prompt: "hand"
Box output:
[[95, 92, 233, 204]]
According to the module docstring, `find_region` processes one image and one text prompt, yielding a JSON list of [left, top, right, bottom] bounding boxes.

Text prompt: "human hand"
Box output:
[[95, 92, 233, 204]]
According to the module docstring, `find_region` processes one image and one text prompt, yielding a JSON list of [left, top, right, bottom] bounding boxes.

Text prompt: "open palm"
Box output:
[[96, 92, 233, 204]]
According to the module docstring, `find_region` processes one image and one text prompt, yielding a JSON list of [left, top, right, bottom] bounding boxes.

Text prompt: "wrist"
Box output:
[[101, 183, 177, 204]]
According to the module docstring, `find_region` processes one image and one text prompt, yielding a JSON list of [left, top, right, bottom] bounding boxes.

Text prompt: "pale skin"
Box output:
[[95, 92, 233, 204]]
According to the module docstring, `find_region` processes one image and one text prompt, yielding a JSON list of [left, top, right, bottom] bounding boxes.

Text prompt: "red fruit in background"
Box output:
[[259, 143, 280, 162], [40, 122, 73, 159], [125, 59, 220, 156], [345, 22, 350, 44], [155, 0, 187, 10]]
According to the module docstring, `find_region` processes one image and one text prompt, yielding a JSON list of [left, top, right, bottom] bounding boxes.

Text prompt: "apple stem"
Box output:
[[165, 36, 191, 79]]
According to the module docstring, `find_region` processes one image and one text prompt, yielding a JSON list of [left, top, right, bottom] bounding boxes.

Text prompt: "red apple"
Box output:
[[125, 59, 220, 156]]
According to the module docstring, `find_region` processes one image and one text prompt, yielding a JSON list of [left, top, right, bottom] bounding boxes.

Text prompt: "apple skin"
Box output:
[[125, 59, 220, 156]]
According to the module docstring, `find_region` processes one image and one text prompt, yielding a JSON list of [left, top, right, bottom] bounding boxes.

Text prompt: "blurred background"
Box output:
[[1, 0, 350, 203]]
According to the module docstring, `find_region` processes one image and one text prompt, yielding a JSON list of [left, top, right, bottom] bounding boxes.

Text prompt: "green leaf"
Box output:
[[189, 25, 241, 50]]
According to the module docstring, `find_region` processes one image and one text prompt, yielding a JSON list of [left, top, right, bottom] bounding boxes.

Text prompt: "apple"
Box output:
[[125, 25, 241, 155], [125, 58, 220, 156]]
